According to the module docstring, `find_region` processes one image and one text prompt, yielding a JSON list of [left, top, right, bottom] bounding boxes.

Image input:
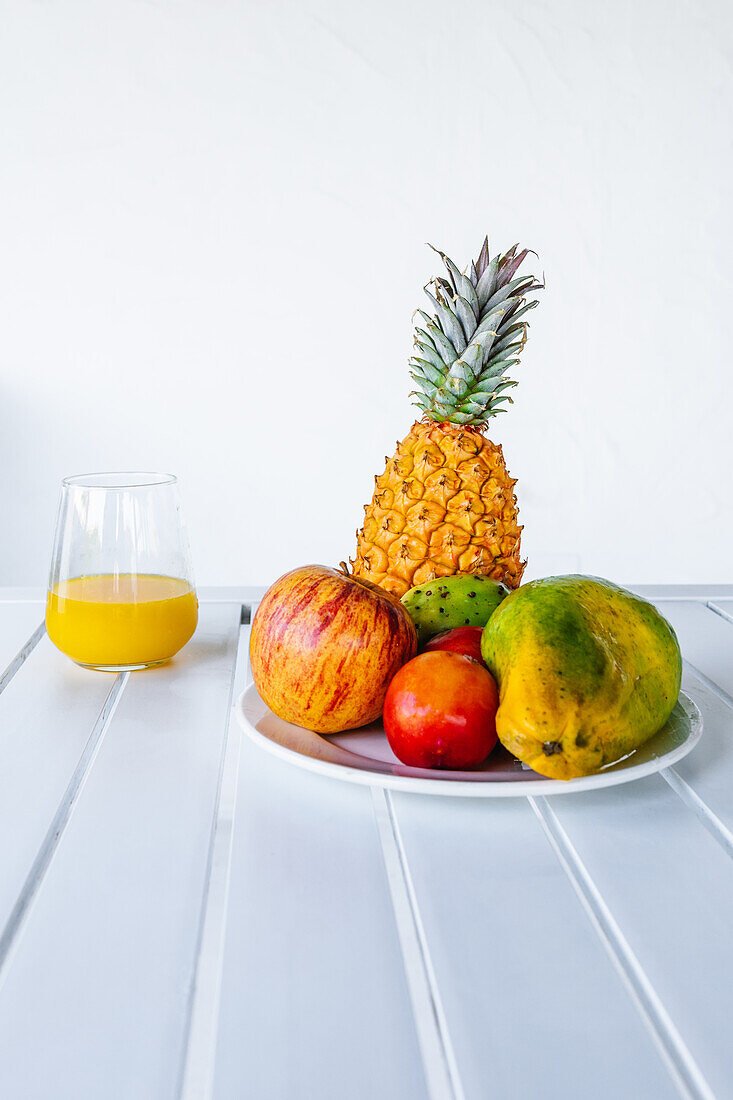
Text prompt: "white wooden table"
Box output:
[[0, 586, 732, 1100]]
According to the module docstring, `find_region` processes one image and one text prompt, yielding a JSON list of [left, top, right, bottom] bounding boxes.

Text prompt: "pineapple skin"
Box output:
[[352, 420, 525, 599]]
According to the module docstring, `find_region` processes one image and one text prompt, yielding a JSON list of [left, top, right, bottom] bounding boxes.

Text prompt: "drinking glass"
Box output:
[[46, 472, 198, 671]]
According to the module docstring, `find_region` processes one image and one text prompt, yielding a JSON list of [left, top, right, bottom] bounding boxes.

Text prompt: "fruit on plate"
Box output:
[[383, 651, 499, 769], [481, 575, 683, 779], [351, 237, 542, 597], [250, 565, 417, 734], [402, 574, 508, 645], [423, 626, 485, 664]]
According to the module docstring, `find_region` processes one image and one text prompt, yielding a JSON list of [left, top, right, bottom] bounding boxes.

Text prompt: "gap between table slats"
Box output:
[[176, 605, 251, 1100], [372, 785, 466, 1100], [0, 669, 129, 991], [685, 619, 733, 715], [529, 796, 715, 1100], [706, 602, 733, 626], [686, 660, 733, 711], [660, 767, 733, 859], [0, 622, 46, 696]]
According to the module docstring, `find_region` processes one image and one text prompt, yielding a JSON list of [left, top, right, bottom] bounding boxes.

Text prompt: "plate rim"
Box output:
[[236, 685, 703, 798]]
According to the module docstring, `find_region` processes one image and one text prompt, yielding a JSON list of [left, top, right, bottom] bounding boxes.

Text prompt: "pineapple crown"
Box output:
[[409, 237, 543, 425]]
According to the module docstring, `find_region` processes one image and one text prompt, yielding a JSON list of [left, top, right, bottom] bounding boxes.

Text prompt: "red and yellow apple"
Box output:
[[250, 564, 417, 733]]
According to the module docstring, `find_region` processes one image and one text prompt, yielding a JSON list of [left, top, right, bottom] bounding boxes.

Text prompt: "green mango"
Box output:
[[401, 575, 509, 646], [481, 575, 682, 779]]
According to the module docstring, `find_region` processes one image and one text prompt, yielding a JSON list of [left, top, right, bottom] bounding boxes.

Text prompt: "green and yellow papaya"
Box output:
[[480, 575, 682, 779]]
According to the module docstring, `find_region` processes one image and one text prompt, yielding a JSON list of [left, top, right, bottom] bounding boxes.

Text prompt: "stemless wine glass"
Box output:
[[45, 472, 198, 671]]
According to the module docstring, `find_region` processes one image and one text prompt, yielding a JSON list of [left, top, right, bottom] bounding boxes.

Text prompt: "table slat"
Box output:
[[0, 603, 241, 1100], [213, 671, 426, 1099]]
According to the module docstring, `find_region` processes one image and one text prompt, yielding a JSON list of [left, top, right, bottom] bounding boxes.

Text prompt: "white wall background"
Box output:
[[1, 0, 731, 588]]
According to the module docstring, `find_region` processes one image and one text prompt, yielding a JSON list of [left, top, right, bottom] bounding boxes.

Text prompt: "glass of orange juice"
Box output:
[[46, 472, 198, 671]]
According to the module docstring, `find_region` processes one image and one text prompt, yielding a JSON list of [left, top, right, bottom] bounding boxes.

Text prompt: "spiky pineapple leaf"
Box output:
[[498, 247, 533, 285], [456, 342, 484, 378], [476, 256, 499, 309], [426, 288, 466, 354], [502, 299, 538, 326], [453, 295, 479, 340], [410, 358, 444, 387], [414, 341, 445, 372], [409, 373, 439, 399], [483, 276, 534, 315], [425, 320, 457, 366], [475, 237, 490, 279]]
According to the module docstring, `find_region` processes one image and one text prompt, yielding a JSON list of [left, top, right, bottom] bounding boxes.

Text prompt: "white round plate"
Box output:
[[237, 685, 702, 797]]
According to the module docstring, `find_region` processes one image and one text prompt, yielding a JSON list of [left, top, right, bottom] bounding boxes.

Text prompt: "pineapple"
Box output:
[[351, 237, 542, 598]]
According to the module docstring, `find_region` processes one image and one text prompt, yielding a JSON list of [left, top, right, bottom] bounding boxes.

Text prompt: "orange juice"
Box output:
[[46, 574, 198, 669]]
